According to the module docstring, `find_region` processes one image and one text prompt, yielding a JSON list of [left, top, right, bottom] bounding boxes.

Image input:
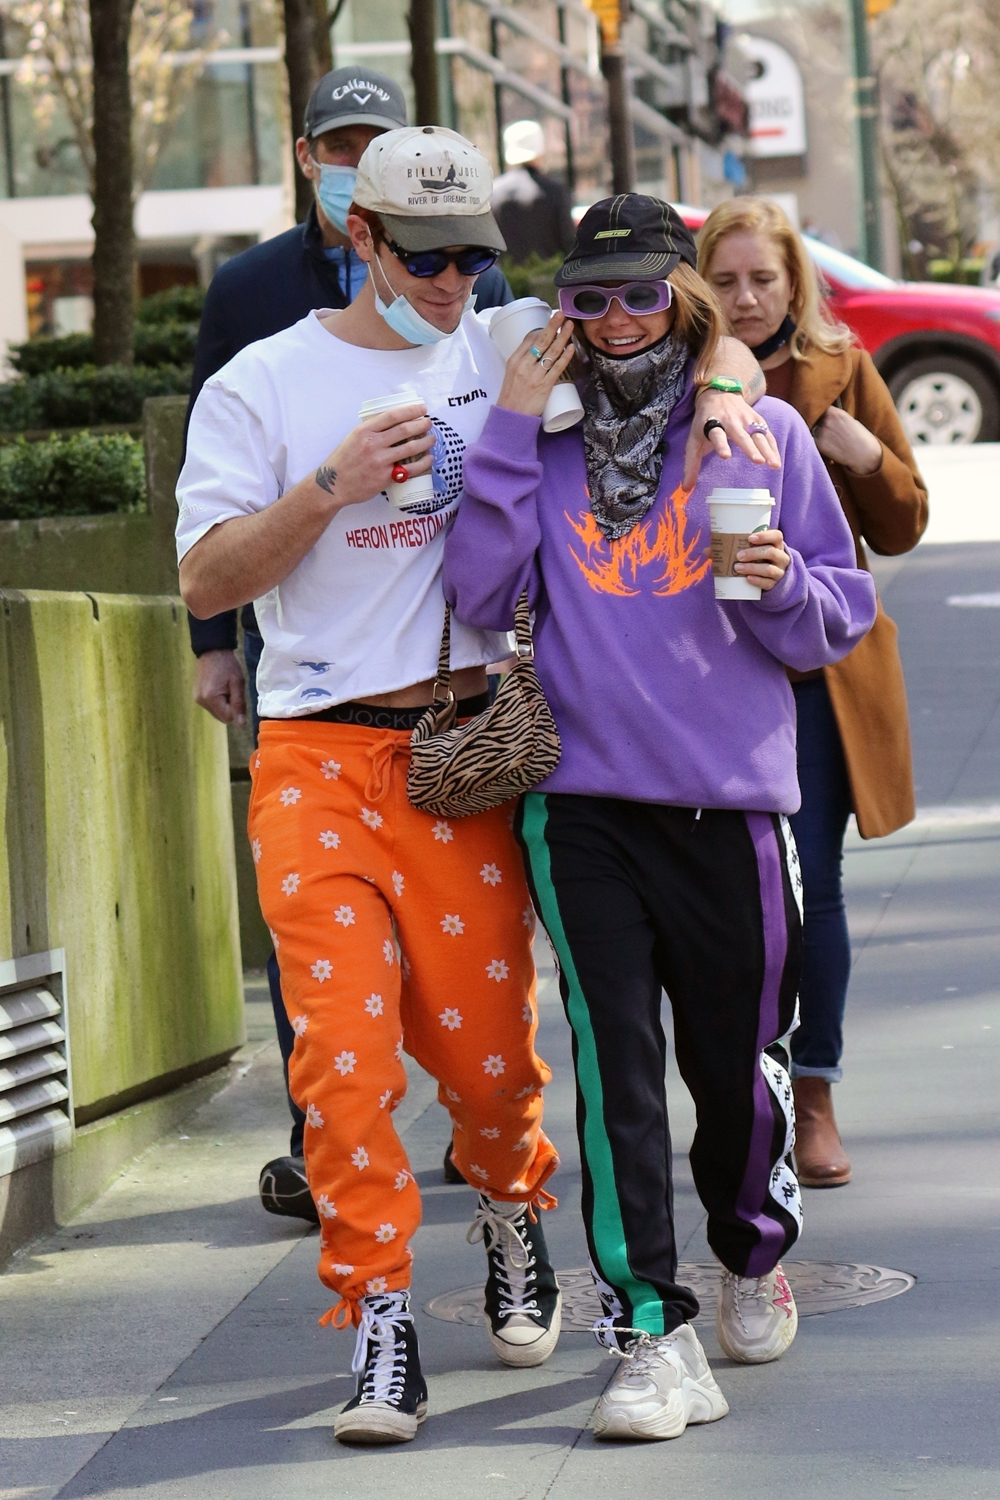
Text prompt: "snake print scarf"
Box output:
[[582, 332, 690, 542]]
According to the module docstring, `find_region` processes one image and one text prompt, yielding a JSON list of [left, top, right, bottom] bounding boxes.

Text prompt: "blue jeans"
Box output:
[[788, 678, 852, 1083], [244, 629, 305, 1157]]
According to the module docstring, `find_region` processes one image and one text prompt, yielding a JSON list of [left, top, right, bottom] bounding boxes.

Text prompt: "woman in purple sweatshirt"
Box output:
[[443, 197, 876, 1442]]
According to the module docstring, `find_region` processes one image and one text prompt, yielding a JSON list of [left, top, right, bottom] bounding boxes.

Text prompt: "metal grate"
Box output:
[[0, 950, 72, 1179]]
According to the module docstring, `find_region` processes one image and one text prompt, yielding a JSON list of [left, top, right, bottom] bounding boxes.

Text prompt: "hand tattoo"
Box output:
[[315, 464, 337, 495]]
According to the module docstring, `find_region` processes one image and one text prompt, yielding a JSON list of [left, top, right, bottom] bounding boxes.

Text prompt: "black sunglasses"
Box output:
[[384, 237, 499, 279]]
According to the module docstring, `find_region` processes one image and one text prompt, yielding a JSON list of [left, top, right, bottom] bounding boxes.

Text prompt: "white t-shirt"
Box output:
[[176, 309, 511, 718]]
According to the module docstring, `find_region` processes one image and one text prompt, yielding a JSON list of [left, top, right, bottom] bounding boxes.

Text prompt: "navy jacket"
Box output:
[[186, 207, 514, 654]]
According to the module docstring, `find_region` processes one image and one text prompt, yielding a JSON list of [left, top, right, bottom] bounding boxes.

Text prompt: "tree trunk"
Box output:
[[89, 0, 136, 367], [601, 43, 635, 195], [409, 0, 440, 126], [282, 0, 333, 222]]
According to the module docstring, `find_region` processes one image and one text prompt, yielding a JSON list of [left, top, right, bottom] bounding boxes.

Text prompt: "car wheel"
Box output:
[[888, 355, 1000, 444]]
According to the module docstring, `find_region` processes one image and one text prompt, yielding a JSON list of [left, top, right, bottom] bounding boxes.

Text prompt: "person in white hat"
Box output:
[[175, 124, 775, 1447], [492, 118, 576, 265], [177, 125, 562, 1448]]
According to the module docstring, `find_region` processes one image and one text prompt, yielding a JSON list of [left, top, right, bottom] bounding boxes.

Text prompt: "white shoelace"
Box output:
[[721, 1271, 770, 1332], [351, 1293, 412, 1405], [467, 1200, 542, 1322]]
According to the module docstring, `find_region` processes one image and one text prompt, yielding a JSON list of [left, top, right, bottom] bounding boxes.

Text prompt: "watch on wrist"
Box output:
[[696, 375, 744, 396]]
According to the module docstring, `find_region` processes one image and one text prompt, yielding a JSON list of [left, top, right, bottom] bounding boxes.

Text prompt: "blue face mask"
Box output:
[[312, 161, 357, 235], [370, 255, 474, 347]]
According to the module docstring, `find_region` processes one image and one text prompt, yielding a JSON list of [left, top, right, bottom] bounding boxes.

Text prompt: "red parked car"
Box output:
[[680, 206, 1000, 444]]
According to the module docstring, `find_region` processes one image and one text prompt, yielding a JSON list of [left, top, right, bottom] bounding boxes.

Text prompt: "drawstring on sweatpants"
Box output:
[[320, 1296, 356, 1330], [365, 736, 407, 803]]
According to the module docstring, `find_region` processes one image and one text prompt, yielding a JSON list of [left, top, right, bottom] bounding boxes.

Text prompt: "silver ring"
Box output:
[[540, 355, 553, 370], [747, 421, 770, 435]]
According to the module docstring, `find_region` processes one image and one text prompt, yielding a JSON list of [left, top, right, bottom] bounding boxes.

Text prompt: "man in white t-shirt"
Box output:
[[177, 127, 563, 1447]]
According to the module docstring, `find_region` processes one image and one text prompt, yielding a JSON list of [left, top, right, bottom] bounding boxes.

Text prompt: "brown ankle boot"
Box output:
[[792, 1077, 851, 1187]]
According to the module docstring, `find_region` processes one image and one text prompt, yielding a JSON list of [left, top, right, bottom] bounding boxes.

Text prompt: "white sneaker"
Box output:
[[716, 1263, 798, 1364], [593, 1324, 729, 1442]]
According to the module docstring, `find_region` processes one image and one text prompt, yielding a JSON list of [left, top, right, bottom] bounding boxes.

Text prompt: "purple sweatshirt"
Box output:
[[443, 380, 877, 814]]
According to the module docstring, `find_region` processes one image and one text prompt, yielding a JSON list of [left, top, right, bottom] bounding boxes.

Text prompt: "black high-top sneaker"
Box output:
[[334, 1291, 428, 1445], [467, 1194, 562, 1367]]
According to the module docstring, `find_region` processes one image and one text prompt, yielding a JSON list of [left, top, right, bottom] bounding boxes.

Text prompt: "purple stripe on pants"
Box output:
[[738, 812, 790, 1277]]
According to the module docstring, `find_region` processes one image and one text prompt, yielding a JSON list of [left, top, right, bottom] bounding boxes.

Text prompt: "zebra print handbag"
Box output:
[[407, 591, 561, 818]]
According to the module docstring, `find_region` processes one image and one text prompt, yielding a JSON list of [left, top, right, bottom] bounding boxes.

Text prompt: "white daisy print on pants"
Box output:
[[351, 1146, 370, 1170], [439, 1008, 462, 1030], [367, 1276, 388, 1294], [279, 787, 302, 806], [394, 1170, 411, 1192], [469, 1164, 490, 1180], [316, 1194, 337, 1219], [333, 1050, 357, 1075], [374, 1223, 398, 1244], [441, 914, 465, 936], [480, 863, 502, 885], [379, 1089, 393, 1109], [319, 829, 340, 849], [486, 959, 510, 982], [281, 873, 300, 896], [332, 1261, 355, 1275], [479, 1126, 501, 1139], [251, 838, 262, 864], [311, 958, 332, 983], [364, 993, 384, 1018], [383, 939, 395, 965], [360, 807, 384, 830], [320, 759, 341, 780], [306, 1103, 324, 1129], [392, 871, 405, 896], [334, 905, 355, 927], [483, 1055, 505, 1077], [432, 820, 453, 843], [291, 1015, 308, 1037]]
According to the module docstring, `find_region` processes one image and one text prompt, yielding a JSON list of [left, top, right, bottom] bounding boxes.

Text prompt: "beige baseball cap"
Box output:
[[353, 125, 506, 253]]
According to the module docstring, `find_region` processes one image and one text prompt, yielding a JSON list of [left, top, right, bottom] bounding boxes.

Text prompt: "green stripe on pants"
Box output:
[[520, 793, 665, 1335]]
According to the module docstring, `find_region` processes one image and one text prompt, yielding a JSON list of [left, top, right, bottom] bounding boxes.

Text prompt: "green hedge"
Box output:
[[10, 323, 198, 375], [0, 363, 191, 432], [0, 432, 145, 519], [136, 284, 205, 325], [8, 285, 205, 375]]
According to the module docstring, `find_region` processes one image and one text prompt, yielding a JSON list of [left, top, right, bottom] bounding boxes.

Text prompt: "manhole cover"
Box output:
[[424, 1262, 915, 1329]]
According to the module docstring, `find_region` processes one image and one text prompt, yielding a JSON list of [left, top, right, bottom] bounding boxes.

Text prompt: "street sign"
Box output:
[[739, 35, 807, 159]]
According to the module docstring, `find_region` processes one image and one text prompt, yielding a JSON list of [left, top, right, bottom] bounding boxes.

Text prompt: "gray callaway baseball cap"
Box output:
[[303, 67, 407, 138]]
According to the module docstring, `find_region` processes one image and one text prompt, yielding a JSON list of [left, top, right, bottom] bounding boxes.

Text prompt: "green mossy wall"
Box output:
[[0, 588, 244, 1118]]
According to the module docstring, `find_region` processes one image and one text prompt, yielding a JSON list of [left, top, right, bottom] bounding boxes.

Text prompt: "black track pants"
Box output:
[[517, 792, 803, 1338]]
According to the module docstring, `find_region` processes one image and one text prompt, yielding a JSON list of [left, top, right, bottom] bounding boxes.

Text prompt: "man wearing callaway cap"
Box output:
[[184, 72, 515, 1230], [177, 125, 562, 1446]]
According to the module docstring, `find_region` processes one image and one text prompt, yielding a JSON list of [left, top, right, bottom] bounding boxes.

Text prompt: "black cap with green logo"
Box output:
[[555, 194, 698, 285]]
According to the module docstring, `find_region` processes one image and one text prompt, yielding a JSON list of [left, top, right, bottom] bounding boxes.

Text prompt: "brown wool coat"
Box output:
[[779, 346, 928, 838]]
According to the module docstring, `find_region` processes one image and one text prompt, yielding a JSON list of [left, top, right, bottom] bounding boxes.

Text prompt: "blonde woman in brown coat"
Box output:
[[699, 197, 928, 1188]]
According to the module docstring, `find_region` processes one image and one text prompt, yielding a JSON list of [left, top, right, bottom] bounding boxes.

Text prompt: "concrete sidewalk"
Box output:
[[2, 542, 999, 1499]]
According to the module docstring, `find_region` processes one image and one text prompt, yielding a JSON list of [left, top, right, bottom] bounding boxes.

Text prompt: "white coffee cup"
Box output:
[[489, 296, 584, 435], [358, 386, 436, 510], [707, 488, 776, 600]]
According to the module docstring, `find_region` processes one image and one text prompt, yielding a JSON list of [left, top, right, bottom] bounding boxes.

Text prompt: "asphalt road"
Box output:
[[1, 536, 998, 1500]]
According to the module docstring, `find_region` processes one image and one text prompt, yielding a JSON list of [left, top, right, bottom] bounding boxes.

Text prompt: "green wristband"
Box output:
[[697, 375, 744, 396]]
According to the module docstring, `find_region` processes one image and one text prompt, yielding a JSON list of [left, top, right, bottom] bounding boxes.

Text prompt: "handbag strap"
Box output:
[[432, 589, 533, 703]]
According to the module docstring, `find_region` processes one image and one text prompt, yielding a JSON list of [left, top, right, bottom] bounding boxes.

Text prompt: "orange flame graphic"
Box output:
[[565, 485, 711, 597]]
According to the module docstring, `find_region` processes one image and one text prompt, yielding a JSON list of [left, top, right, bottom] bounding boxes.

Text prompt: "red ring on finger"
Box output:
[[391, 464, 410, 484]]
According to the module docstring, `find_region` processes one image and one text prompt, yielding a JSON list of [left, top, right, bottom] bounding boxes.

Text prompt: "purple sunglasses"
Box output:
[[557, 279, 674, 319]]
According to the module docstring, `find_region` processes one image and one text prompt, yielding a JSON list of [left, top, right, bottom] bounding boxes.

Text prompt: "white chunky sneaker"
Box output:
[[467, 1194, 562, 1367], [334, 1292, 428, 1444], [593, 1324, 729, 1442], [716, 1263, 798, 1364]]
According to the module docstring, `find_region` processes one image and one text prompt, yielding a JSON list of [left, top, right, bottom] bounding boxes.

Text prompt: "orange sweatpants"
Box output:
[[248, 719, 558, 1322]]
